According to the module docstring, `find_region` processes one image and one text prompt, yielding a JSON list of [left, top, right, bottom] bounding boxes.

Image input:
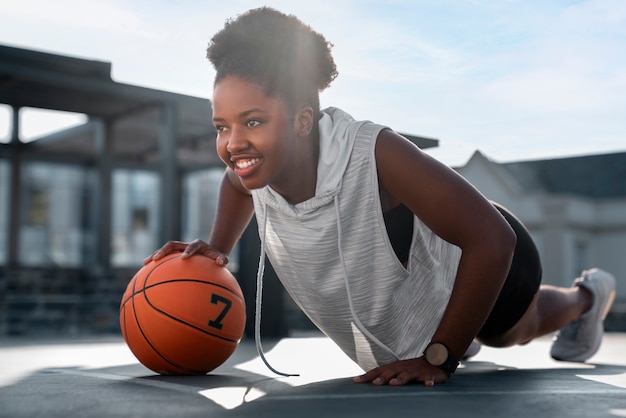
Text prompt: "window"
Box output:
[[182, 168, 222, 242], [0, 159, 9, 263], [112, 170, 160, 267], [182, 168, 239, 271], [25, 185, 49, 226], [574, 239, 588, 279], [18, 162, 94, 266], [0, 105, 10, 143]]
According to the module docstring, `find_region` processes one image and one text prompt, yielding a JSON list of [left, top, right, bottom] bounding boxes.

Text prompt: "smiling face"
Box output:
[[212, 75, 317, 202]]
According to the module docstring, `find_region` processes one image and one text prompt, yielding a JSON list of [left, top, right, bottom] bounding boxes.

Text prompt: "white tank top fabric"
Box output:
[[251, 107, 462, 372]]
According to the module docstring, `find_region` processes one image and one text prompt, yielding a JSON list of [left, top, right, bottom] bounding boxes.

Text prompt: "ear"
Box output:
[[295, 106, 314, 137]]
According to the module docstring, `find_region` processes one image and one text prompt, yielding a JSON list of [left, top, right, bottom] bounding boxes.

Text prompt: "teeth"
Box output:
[[235, 158, 260, 169]]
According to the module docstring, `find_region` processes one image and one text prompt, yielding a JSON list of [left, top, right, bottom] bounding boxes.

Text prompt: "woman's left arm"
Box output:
[[354, 129, 516, 386]]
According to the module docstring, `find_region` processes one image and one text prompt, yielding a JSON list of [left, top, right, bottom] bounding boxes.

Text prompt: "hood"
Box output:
[[316, 107, 367, 197]]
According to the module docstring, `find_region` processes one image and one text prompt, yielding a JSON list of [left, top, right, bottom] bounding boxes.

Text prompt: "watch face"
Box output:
[[426, 343, 448, 366]]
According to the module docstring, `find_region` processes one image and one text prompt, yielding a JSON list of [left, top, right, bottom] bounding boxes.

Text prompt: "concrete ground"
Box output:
[[1, 332, 625, 418]]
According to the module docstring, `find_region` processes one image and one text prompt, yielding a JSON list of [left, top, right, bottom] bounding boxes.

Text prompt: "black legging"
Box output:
[[477, 203, 542, 338]]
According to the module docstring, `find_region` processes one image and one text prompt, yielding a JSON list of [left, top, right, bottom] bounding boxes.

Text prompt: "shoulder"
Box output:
[[374, 129, 432, 180], [374, 129, 427, 210]]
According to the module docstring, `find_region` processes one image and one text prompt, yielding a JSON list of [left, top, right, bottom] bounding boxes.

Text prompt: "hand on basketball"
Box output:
[[352, 357, 450, 386], [144, 239, 229, 267]]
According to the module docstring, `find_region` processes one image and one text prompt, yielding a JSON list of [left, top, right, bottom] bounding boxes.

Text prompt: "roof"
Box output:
[[0, 43, 220, 169], [500, 151, 626, 199], [0, 43, 437, 168]]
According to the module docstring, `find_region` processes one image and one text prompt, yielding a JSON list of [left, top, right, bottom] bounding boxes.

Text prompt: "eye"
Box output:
[[214, 125, 227, 133], [246, 119, 262, 128]]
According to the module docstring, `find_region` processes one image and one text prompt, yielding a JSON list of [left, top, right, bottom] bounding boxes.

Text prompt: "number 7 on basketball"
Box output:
[[208, 293, 232, 330]]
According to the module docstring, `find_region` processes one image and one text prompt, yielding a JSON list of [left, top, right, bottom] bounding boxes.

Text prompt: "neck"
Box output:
[[273, 129, 319, 205]]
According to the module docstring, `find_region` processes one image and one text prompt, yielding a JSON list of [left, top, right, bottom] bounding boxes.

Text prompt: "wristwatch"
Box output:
[[423, 342, 459, 374]]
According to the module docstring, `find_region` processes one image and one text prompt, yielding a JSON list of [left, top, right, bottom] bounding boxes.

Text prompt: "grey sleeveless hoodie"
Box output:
[[251, 107, 462, 373]]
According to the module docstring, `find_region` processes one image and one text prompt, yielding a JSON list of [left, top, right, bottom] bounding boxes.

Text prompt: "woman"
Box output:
[[145, 7, 616, 386]]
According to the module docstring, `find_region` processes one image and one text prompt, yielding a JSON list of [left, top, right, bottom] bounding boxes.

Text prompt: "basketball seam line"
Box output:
[[121, 254, 243, 374], [126, 261, 211, 375], [128, 286, 207, 374], [142, 292, 242, 344]]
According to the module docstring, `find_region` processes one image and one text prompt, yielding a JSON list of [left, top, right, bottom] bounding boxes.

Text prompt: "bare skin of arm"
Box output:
[[353, 129, 516, 386], [144, 168, 254, 266]]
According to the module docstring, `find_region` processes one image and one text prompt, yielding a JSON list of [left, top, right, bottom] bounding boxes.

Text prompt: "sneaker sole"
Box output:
[[602, 289, 617, 321]]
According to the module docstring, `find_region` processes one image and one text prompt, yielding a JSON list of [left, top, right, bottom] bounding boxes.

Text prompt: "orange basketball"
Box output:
[[119, 253, 246, 375]]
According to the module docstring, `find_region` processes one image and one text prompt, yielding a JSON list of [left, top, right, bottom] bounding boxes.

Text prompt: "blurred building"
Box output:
[[0, 44, 439, 337], [456, 151, 626, 329], [1, 44, 623, 337], [0, 44, 226, 336]]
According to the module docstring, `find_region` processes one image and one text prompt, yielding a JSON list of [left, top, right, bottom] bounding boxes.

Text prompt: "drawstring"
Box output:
[[254, 206, 299, 377], [334, 197, 400, 361], [253, 195, 398, 376]]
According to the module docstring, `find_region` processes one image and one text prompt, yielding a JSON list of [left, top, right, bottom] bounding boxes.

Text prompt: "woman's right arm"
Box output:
[[207, 168, 255, 256], [144, 168, 254, 265]]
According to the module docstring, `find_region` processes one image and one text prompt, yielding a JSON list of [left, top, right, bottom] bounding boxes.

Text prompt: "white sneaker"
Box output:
[[550, 268, 617, 362]]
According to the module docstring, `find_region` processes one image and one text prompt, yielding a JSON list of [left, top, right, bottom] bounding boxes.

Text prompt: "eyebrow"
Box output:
[[212, 108, 270, 123]]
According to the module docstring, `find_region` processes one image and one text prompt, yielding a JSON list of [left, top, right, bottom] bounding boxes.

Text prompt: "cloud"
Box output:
[[1, 0, 624, 166], [2, 0, 141, 34], [479, 0, 626, 115]]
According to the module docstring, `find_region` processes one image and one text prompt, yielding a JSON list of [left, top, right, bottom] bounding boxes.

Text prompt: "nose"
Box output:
[[225, 126, 248, 154]]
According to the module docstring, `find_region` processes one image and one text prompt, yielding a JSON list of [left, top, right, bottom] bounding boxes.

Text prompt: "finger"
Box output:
[[422, 370, 449, 387], [181, 239, 205, 258], [389, 372, 411, 386], [352, 374, 373, 384], [352, 368, 382, 384], [352, 375, 368, 384], [152, 241, 186, 260], [144, 245, 173, 264], [214, 254, 229, 266], [373, 376, 387, 386], [354, 370, 393, 386], [180, 242, 229, 266]]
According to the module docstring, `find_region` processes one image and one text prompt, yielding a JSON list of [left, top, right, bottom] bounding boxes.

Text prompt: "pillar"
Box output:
[[7, 106, 22, 267], [158, 103, 181, 244]]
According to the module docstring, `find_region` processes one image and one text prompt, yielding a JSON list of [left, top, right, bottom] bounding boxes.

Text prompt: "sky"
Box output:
[[1, 0, 625, 167]]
